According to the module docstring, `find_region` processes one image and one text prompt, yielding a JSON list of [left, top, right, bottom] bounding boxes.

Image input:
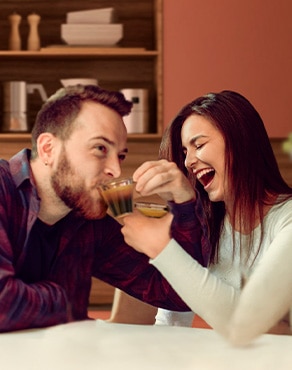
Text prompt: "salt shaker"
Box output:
[[27, 13, 41, 51], [8, 12, 22, 50]]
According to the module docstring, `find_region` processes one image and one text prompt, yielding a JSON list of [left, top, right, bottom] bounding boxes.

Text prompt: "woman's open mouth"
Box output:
[[196, 168, 215, 188]]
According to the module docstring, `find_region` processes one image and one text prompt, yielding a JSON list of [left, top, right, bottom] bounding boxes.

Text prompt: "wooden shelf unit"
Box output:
[[0, 0, 163, 306], [0, 0, 163, 136]]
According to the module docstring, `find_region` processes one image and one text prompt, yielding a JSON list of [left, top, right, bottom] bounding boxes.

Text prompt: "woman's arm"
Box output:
[[228, 228, 292, 345], [151, 239, 239, 336], [122, 210, 292, 346], [151, 229, 292, 346]]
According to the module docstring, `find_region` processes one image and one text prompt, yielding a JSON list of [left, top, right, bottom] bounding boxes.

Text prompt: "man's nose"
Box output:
[[104, 156, 122, 178]]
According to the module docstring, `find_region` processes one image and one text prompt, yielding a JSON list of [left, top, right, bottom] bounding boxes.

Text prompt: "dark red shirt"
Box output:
[[0, 149, 210, 332]]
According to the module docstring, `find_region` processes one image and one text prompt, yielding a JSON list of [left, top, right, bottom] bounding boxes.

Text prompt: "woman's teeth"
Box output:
[[196, 168, 215, 187]]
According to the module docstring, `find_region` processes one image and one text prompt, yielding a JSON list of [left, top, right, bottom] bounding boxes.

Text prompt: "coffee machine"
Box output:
[[2, 81, 48, 132], [120, 89, 149, 134]]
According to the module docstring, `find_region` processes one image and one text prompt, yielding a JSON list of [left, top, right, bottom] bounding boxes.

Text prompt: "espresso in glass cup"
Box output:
[[100, 178, 135, 218], [135, 201, 169, 218]]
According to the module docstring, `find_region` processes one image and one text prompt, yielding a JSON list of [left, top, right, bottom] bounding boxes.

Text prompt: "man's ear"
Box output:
[[36, 133, 56, 166]]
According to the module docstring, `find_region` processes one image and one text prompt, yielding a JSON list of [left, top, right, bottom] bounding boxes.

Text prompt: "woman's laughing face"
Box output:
[[181, 114, 229, 203]]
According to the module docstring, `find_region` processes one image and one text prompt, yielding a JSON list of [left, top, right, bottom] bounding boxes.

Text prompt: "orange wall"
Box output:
[[163, 0, 292, 138]]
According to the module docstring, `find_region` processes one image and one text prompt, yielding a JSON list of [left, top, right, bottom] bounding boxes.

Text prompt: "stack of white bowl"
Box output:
[[61, 7, 123, 46]]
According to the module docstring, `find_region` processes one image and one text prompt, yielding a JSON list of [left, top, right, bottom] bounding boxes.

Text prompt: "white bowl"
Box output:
[[60, 78, 98, 87], [61, 24, 123, 46], [66, 7, 116, 24]]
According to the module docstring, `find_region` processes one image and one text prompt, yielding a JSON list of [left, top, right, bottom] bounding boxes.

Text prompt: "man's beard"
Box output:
[[51, 148, 108, 220]]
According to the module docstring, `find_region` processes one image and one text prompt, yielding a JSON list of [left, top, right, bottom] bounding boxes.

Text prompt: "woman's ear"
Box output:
[[36, 133, 56, 166]]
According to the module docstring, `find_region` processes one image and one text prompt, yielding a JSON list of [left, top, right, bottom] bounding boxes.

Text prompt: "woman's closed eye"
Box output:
[[183, 142, 204, 156], [195, 143, 204, 150]]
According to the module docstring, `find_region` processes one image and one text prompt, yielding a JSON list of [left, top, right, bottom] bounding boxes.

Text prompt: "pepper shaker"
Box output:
[[8, 12, 22, 50], [27, 13, 41, 51]]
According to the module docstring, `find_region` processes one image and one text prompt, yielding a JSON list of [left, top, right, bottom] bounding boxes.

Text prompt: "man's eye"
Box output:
[[118, 154, 127, 162], [96, 145, 107, 154]]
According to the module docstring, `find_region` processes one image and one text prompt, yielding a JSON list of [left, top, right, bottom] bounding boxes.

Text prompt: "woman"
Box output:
[[121, 90, 292, 346]]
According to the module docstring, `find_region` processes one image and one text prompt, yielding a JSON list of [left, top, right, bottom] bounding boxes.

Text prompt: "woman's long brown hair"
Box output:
[[159, 90, 292, 264]]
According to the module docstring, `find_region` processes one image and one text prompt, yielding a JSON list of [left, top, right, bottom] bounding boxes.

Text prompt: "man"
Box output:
[[0, 85, 208, 332]]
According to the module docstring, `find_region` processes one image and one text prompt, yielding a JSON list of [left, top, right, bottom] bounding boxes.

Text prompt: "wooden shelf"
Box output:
[[0, 0, 163, 136], [0, 133, 162, 142], [0, 47, 159, 58], [0, 133, 32, 141]]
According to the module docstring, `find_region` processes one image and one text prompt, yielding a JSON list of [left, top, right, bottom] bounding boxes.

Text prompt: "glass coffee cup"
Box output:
[[135, 201, 169, 218], [99, 178, 135, 218]]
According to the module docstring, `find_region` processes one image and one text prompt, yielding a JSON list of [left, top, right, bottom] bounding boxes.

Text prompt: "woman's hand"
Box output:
[[121, 210, 173, 259], [133, 160, 195, 203]]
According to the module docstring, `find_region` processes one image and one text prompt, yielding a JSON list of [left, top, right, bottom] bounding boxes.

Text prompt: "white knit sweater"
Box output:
[[153, 199, 292, 345]]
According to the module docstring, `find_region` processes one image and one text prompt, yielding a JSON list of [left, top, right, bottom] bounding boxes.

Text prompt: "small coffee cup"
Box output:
[[135, 202, 169, 218], [100, 178, 134, 218]]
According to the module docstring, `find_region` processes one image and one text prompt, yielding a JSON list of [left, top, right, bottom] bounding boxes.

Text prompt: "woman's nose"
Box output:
[[184, 150, 197, 169]]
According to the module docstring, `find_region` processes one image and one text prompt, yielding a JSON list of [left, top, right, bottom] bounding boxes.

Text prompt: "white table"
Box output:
[[0, 320, 291, 370]]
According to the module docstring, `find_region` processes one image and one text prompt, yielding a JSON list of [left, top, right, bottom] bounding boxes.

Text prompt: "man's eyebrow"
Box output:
[[92, 136, 115, 146], [92, 136, 128, 153]]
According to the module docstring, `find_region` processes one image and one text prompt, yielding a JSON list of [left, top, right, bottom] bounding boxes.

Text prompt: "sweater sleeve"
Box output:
[[228, 226, 292, 345], [151, 226, 292, 345], [151, 239, 239, 336]]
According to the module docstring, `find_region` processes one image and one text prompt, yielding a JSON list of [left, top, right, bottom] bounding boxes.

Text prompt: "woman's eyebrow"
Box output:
[[189, 134, 209, 145], [182, 135, 207, 150], [189, 136, 198, 145]]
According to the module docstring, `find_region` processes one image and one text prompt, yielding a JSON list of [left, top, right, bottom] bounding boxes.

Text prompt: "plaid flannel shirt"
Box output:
[[0, 149, 210, 332]]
